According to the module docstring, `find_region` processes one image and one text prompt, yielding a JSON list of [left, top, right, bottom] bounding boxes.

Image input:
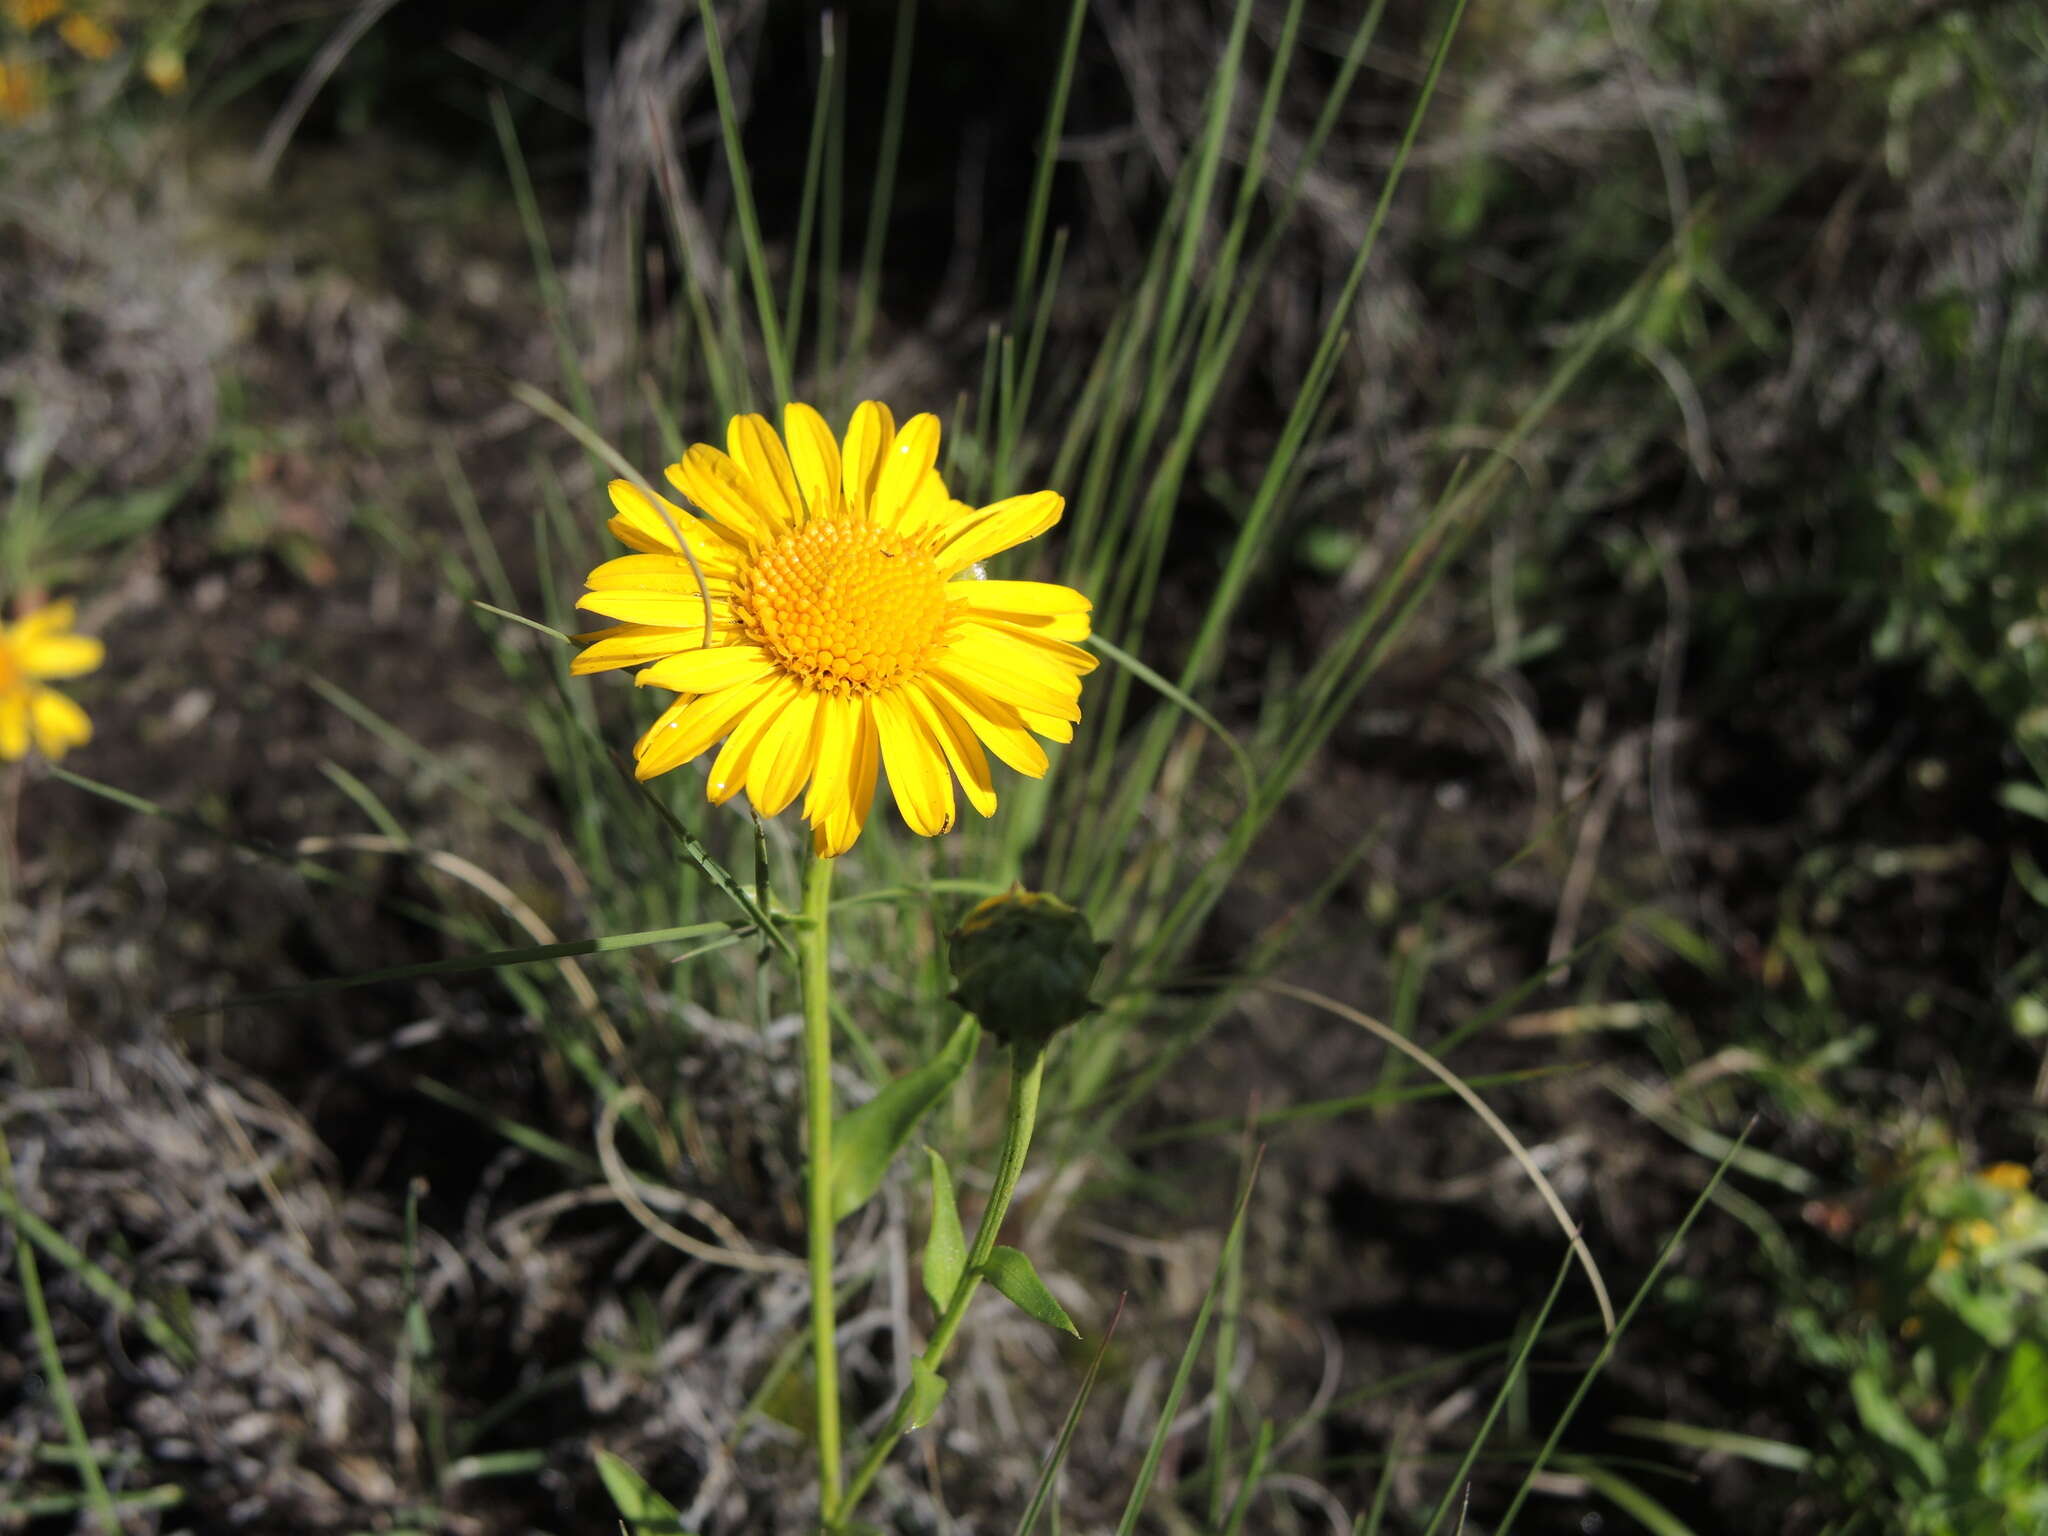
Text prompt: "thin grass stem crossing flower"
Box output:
[[0, 600, 101, 761], [573, 402, 1095, 854]]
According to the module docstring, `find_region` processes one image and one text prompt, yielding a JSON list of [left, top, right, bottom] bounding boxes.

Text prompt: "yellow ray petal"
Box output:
[[27, 686, 89, 758], [931, 627, 1083, 721], [705, 675, 802, 805], [667, 445, 787, 548], [904, 681, 996, 817], [585, 552, 732, 595], [781, 402, 842, 518], [934, 490, 1064, 576], [9, 600, 75, 646], [606, 480, 743, 569], [808, 695, 879, 857], [873, 687, 955, 836], [949, 579, 1091, 616], [727, 412, 804, 529], [0, 693, 29, 760], [873, 412, 940, 528], [635, 673, 784, 779], [576, 588, 735, 628], [966, 616, 1099, 675], [746, 686, 822, 816], [920, 671, 1050, 777], [840, 400, 896, 513], [571, 623, 702, 675], [634, 644, 777, 694], [893, 470, 955, 539], [18, 632, 103, 680], [1020, 708, 1074, 744]]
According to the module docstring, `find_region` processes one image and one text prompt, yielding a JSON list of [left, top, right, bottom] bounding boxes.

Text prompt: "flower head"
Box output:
[[3, 0, 63, 31], [0, 600, 102, 761], [56, 11, 115, 60], [0, 50, 44, 123], [142, 43, 183, 93], [574, 402, 1095, 855], [948, 887, 1108, 1050]]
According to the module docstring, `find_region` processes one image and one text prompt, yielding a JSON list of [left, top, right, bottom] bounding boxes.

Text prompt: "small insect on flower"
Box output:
[[573, 402, 1096, 855], [0, 599, 102, 761]]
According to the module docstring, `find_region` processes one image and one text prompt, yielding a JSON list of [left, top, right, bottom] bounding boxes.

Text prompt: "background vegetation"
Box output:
[[3, 1, 2045, 1532]]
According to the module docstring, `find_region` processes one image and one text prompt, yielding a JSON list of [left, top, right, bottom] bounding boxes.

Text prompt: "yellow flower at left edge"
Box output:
[[0, 50, 45, 123], [0, 600, 103, 760], [3, 0, 63, 30], [570, 401, 1097, 857]]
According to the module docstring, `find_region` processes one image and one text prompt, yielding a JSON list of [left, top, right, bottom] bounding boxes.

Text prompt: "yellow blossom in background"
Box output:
[[3, 0, 62, 30], [56, 11, 115, 60], [142, 42, 182, 93], [574, 402, 1095, 855], [0, 600, 102, 761], [1981, 1162, 2031, 1192], [0, 50, 43, 121]]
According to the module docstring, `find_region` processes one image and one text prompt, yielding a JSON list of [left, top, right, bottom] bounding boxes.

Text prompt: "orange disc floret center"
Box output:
[[736, 517, 948, 694]]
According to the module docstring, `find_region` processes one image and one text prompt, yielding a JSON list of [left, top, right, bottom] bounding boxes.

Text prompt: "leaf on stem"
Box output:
[[832, 1019, 979, 1220], [982, 1246, 1079, 1337], [593, 1450, 693, 1534], [908, 1359, 949, 1429], [923, 1148, 967, 1314]]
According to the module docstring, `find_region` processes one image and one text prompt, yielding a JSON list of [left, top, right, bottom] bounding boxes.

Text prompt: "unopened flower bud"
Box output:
[[948, 887, 1108, 1052]]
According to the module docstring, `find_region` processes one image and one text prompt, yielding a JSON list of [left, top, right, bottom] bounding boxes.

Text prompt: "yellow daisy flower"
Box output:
[[142, 42, 183, 94], [3, 0, 63, 31], [0, 600, 102, 761], [0, 50, 44, 123], [56, 11, 116, 60], [1982, 1162, 2032, 1193], [574, 402, 1096, 856]]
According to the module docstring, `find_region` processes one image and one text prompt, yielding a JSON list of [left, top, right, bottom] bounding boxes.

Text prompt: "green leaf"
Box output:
[[593, 1450, 692, 1534], [908, 1359, 949, 1430], [923, 1148, 966, 1315], [2000, 781, 2048, 823], [832, 1019, 979, 1220], [1849, 1364, 1944, 1487], [981, 1246, 1079, 1337]]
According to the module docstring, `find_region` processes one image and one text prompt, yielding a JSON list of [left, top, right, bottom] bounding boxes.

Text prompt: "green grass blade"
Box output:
[[847, 0, 917, 379], [696, 0, 791, 404], [174, 920, 737, 1015], [1422, 1247, 1579, 1536], [1113, 1150, 1264, 1535], [1012, 1293, 1127, 1536], [0, 1130, 118, 1530], [1494, 1129, 1756, 1533]]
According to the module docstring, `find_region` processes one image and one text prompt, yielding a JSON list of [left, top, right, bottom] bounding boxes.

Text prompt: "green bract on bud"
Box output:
[[947, 887, 1109, 1052]]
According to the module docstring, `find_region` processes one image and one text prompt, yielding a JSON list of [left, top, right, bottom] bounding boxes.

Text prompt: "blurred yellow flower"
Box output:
[[141, 42, 182, 93], [1981, 1162, 2032, 1192], [574, 402, 1094, 855], [0, 50, 43, 122], [3, 0, 62, 30], [57, 11, 115, 60], [0, 600, 102, 761]]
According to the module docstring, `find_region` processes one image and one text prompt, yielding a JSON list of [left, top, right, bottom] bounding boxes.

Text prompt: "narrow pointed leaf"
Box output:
[[594, 1450, 692, 1534], [982, 1246, 1079, 1337], [832, 1018, 979, 1220], [908, 1359, 949, 1430], [923, 1147, 967, 1315]]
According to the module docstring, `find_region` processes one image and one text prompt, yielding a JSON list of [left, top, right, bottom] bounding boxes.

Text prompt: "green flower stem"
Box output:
[[800, 853, 843, 1508], [829, 1042, 1047, 1529]]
